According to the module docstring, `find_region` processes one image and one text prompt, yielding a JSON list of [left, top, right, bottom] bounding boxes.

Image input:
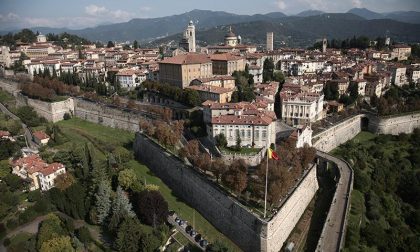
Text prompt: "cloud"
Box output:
[[0, 12, 20, 22], [352, 0, 363, 8], [276, 0, 286, 10], [140, 6, 152, 12], [84, 4, 134, 20]]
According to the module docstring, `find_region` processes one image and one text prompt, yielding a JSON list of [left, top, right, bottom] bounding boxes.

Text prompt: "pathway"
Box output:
[[315, 151, 353, 252]]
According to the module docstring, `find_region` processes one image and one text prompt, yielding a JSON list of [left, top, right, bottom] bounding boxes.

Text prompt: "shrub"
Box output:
[[76, 226, 92, 244], [27, 190, 41, 202]]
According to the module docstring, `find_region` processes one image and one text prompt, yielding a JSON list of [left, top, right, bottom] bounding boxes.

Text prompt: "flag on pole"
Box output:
[[268, 147, 279, 160]]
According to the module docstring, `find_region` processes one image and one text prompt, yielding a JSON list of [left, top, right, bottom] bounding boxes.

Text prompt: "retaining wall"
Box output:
[[134, 133, 319, 252], [313, 112, 420, 152], [73, 99, 152, 132]]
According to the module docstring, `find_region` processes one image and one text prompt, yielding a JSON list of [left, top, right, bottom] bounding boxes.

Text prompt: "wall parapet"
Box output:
[[134, 132, 319, 252]]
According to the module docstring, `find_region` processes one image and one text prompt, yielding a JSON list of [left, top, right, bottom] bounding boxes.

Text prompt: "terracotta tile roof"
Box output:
[[33, 131, 49, 140], [0, 130, 10, 137], [39, 163, 65, 176], [186, 85, 233, 94], [160, 53, 211, 65], [211, 114, 274, 126], [210, 53, 243, 61]]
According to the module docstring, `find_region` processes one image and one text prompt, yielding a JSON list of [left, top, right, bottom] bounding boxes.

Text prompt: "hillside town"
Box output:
[[1, 5, 420, 252]]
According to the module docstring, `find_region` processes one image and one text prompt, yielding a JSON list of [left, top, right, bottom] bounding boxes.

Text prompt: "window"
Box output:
[[262, 130, 267, 139], [241, 130, 245, 138], [255, 130, 259, 140], [247, 130, 251, 138]]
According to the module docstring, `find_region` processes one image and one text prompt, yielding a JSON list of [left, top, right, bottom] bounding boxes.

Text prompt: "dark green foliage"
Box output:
[[263, 58, 274, 83], [0, 140, 20, 160], [3, 174, 23, 191], [134, 190, 169, 227], [107, 41, 115, 48], [215, 133, 227, 148], [231, 71, 255, 102], [27, 190, 42, 202], [76, 226, 92, 244], [15, 106, 46, 127], [337, 132, 420, 251], [142, 81, 200, 107], [49, 182, 87, 219], [323, 82, 339, 101], [115, 217, 144, 252]]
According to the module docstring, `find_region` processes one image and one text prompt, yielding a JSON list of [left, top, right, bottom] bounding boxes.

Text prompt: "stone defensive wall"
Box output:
[[14, 93, 74, 123], [369, 112, 420, 135], [73, 98, 158, 132], [313, 112, 420, 152], [134, 132, 319, 252]]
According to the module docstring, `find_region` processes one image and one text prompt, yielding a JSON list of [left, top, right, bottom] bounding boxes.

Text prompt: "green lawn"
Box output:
[[128, 160, 240, 251], [0, 89, 14, 103], [53, 118, 240, 251], [220, 146, 261, 155], [351, 131, 376, 144]]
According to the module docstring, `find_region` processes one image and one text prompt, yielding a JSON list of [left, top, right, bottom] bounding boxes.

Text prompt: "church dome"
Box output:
[[224, 26, 236, 38]]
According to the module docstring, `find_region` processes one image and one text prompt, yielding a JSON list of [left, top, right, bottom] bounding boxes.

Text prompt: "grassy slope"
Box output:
[[55, 118, 240, 251]]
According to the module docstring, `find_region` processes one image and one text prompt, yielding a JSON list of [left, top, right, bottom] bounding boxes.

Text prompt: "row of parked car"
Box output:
[[170, 211, 209, 248]]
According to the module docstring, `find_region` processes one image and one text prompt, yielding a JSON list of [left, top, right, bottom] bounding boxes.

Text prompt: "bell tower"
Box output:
[[322, 37, 327, 53]]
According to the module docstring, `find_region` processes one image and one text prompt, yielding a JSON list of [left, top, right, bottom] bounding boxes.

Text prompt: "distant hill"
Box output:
[[151, 13, 420, 48], [347, 8, 384, 20], [348, 8, 420, 24], [19, 9, 286, 42], [295, 10, 325, 17], [1, 8, 420, 44]]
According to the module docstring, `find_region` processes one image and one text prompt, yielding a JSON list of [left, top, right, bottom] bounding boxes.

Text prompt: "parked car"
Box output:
[[194, 234, 202, 242], [189, 230, 197, 237], [200, 239, 208, 247]]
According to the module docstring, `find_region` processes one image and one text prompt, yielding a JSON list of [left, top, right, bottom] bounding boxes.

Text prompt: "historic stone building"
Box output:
[[179, 21, 196, 53], [158, 53, 212, 88]]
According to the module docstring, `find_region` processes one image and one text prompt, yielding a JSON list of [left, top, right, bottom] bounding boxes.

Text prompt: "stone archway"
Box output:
[[361, 116, 369, 131]]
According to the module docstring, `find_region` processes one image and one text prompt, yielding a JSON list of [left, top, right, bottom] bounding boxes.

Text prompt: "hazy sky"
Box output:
[[1, 0, 420, 30]]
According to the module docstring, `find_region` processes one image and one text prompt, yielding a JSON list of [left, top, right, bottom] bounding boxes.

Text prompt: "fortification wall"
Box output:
[[312, 115, 364, 152], [14, 92, 74, 123], [27, 97, 74, 122], [134, 133, 318, 252], [313, 112, 420, 152], [266, 165, 318, 250], [74, 99, 145, 132], [370, 112, 420, 135]]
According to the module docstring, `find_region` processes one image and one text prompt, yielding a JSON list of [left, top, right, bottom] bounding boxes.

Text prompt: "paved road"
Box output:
[[0, 215, 49, 252], [0, 102, 38, 149], [316, 151, 353, 252], [167, 214, 205, 251]]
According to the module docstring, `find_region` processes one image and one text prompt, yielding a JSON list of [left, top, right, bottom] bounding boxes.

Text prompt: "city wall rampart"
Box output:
[[313, 112, 420, 152], [134, 133, 318, 252]]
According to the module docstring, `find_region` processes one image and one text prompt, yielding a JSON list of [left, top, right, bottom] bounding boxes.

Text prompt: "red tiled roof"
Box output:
[[160, 53, 211, 65], [0, 130, 10, 137], [33, 131, 49, 140], [39, 163, 65, 176]]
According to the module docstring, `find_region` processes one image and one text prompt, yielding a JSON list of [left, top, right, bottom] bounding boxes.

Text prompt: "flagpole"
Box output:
[[264, 147, 268, 218]]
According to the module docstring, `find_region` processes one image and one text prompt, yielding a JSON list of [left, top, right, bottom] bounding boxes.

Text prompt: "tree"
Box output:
[[107, 41, 115, 48], [115, 217, 144, 252], [54, 173, 75, 191], [133, 40, 139, 49], [134, 190, 168, 227], [140, 234, 161, 252], [215, 133, 227, 148], [210, 158, 228, 182], [37, 214, 66, 250], [273, 71, 285, 84], [208, 240, 231, 252], [118, 169, 139, 190], [40, 236, 74, 252], [93, 180, 112, 225], [235, 131, 241, 151], [108, 186, 135, 231], [76, 227, 91, 244], [263, 58, 274, 83], [222, 160, 248, 194]]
